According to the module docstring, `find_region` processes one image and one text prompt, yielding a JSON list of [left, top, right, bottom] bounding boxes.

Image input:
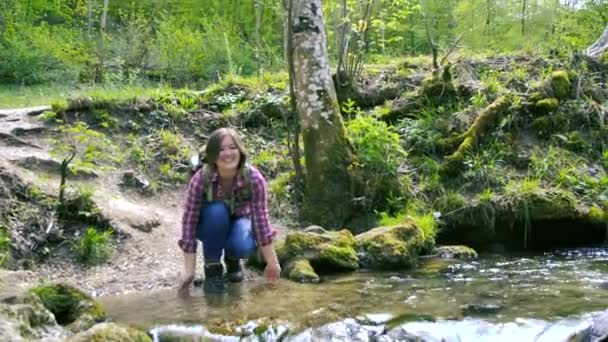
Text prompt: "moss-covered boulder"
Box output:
[[69, 322, 152, 342], [277, 228, 359, 273], [535, 98, 560, 113], [435, 245, 478, 259], [502, 188, 579, 221], [30, 283, 106, 327], [284, 258, 320, 283], [355, 220, 427, 269], [420, 74, 456, 103], [542, 70, 571, 99], [0, 293, 60, 340]]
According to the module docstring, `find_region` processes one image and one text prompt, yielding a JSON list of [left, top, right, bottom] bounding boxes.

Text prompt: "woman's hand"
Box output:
[[264, 262, 281, 284]]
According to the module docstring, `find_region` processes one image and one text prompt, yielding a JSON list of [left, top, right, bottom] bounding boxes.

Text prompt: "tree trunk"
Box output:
[[587, 23, 608, 58], [285, 0, 356, 228], [521, 0, 527, 35]]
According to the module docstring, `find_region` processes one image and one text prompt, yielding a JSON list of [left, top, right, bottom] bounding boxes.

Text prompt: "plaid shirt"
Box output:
[[178, 164, 276, 253]]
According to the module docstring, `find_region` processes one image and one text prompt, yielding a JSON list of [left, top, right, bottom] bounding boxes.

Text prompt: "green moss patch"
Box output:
[[355, 219, 426, 269], [30, 283, 105, 326]]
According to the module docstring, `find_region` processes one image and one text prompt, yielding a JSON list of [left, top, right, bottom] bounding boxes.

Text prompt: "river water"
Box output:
[[100, 248, 608, 341]]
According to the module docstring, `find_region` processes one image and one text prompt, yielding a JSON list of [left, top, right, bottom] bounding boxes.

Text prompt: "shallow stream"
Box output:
[[100, 248, 608, 340]]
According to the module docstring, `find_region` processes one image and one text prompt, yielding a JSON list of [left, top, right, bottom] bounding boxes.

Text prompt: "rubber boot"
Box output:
[[225, 258, 244, 283], [203, 262, 225, 294]]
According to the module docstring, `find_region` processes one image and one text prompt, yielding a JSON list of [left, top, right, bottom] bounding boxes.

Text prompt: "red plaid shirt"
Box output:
[[178, 164, 276, 253]]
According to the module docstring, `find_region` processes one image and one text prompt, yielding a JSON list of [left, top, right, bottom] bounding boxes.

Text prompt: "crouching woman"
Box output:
[[177, 128, 280, 293]]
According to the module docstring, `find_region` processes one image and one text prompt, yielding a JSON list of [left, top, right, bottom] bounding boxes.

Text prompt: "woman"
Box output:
[[178, 128, 281, 293]]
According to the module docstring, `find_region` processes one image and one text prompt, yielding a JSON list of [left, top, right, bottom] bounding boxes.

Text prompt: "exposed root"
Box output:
[[443, 95, 513, 165]]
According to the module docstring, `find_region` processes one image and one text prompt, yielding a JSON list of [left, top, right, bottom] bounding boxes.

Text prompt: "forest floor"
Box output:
[[0, 106, 288, 296]]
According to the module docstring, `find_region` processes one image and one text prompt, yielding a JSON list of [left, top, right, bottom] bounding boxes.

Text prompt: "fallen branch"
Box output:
[[443, 95, 513, 164]]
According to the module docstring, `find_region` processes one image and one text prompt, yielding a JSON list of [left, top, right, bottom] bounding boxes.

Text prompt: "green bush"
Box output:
[[347, 115, 407, 212], [0, 23, 86, 84], [0, 228, 10, 267], [72, 227, 113, 265]]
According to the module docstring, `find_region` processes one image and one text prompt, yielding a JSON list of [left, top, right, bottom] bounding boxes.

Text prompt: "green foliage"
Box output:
[[71, 227, 113, 265], [347, 114, 407, 212], [0, 228, 10, 267], [159, 131, 181, 155]]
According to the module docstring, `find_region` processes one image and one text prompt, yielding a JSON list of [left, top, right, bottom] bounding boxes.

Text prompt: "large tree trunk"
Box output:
[[587, 22, 608, 58], [285, 0, 356, 228]]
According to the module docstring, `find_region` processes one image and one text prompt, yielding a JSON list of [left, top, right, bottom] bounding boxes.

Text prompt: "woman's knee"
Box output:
[[198, 202, 230, 237], [225, 218, 257, 258]]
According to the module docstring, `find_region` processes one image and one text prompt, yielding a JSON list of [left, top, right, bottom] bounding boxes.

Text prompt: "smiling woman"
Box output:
[[177, 128, 281, 294]]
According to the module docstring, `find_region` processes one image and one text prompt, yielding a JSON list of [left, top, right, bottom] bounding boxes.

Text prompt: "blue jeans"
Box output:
[[196, 202, 257, 262]]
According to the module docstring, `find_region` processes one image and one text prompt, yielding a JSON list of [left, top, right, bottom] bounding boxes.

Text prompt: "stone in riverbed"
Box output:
[[30, 283, 106, 326], [460, 303, 504, 316], [69, 322, 151, 342], [435, 245, 478, 259], [355, 219, 427, 270], [284, 258, 320, 283]]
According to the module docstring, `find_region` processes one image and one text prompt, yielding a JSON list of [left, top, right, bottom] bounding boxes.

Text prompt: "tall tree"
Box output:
[[284, 0, 356, 228]]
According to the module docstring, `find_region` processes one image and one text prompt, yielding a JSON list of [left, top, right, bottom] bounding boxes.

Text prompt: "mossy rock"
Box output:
[[532, 116, 553, 137], [69, 322, 151, 342], [285, 258, 320, 283], [542, 70, 571, 99], [420, 75, 456, 102], [277, 229, 359, 273], [535, 98, 560, 113], [587, 206, 607, 223], [0, 293, 59, 340], [355, 220, 426, 270], [435, 245, 478, 259], [502, 189, 579, 222], [30, 283, 105, 326]]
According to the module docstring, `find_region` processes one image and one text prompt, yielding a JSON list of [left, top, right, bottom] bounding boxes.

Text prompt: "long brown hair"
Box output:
[[204, 128, 247, 169]]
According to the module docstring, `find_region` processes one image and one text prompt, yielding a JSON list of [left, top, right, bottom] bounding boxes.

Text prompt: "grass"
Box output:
[[71, 227, 113, 265], [0, 84, 168, 109]]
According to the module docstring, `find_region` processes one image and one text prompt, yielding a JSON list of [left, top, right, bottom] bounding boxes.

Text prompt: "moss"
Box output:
[[419, 73, 456, 102], [318, 245, 358, 270], [355, 219, 426, 270], [286, 259, 319, 283], [535, 98, 560, 113], [277, 229, 359, 275], [69, 322, 151, 342], [532, 116, 553, 137], [529, 92, 544, 103], [435, 245, 478, 259], [588, 206, 606, 223], [445, 95, 511, 165], [30, 283, 105, 326], [51, 99, 69, 113], [545, 70, 571, 99]]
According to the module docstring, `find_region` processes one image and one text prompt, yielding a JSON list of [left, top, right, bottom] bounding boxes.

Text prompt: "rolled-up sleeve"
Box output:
[[250, 167, 277, 246], [178, 169, 204, 253]]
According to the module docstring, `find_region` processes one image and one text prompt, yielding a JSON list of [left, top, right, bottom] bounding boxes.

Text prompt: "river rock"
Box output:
[[69, 322, 152, 342], [355, 219, 428, 270], [30, 283, 106, 327], [121, 170, 150, 191], [460, 303, 504, 316], [435, 245, 478, 259], [275, 229, 359, 281], [284, 259, 320, 283]]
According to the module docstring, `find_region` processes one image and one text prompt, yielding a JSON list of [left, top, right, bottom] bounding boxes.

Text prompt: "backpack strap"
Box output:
[[201, 163, 252, 215]]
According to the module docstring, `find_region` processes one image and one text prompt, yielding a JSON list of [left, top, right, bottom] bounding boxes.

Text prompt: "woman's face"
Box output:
[[216, 135, 241, 173]]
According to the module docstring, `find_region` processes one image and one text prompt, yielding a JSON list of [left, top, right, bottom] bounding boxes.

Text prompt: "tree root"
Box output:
[[443, 95, 512, 165]]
